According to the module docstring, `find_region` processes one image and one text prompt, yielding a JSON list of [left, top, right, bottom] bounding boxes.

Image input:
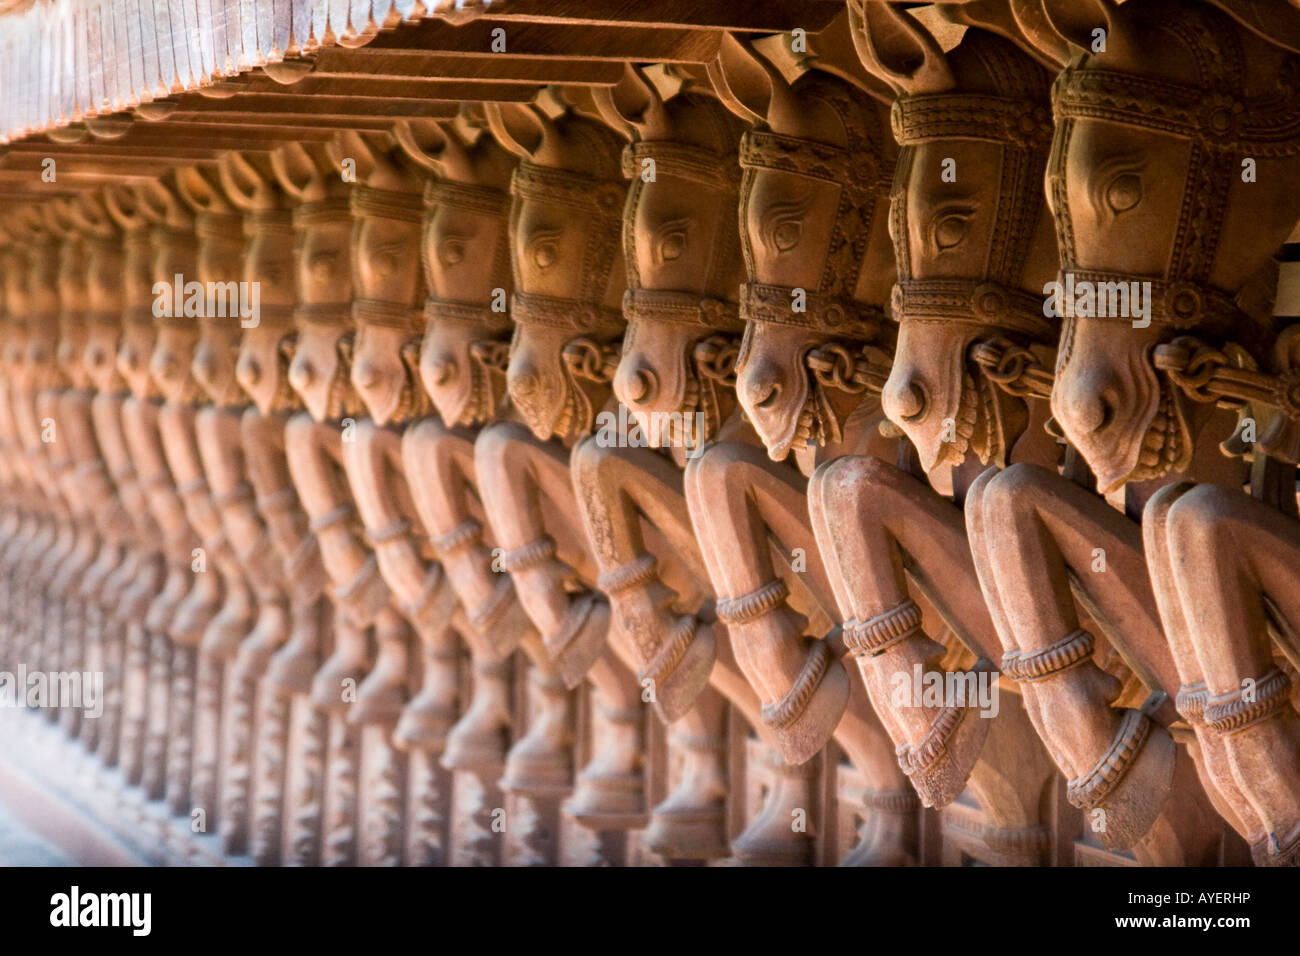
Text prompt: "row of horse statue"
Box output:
[[1, 0, 1298, 866]]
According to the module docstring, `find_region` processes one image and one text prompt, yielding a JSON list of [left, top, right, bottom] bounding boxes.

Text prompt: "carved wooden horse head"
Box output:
[[393, 110, 516, 428], [220, 151, 299, 416], [710, 32, 898, 463], [174, 164, 248, 408], [272, 140, 361, 423], [592, 64, 748, 449], [105, 181, 171, 403], [46, 198, 95, 392], [485, 95, 628, 442], [333, 129, 429, 427], [11, 203, 63, 395], [69, 191, 128, 396], [851, 2, 1060, 473], [1042, 0, 1300, 491]]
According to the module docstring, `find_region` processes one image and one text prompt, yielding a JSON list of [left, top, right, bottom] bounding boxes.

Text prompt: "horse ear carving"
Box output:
[[1040, 0, 1143, 66], [593, 63, 671, 141], [218, 151, 280, 212], [847, 0, 956, 96], [484, 101, 552, 158], [270, 140, 337, 202], [175, 166, 233, 215], [805, 6, 918, 104], [103, 183, 148, 231], [707, 32, 794, 125], [392, 118, 454, 174], [329, 129, 418, 190], [938, 0, 1071, 68]]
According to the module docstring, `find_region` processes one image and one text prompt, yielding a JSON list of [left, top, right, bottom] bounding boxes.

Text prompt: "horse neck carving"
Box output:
[[79, 194, 128, 397], [597, 66, 748, 450], [1045, 0, 1300, 491], [713, 38, 899, 466], [486, 98, 629, 443], [863, 24, 1059, 474], [139, 175, 204, 407]]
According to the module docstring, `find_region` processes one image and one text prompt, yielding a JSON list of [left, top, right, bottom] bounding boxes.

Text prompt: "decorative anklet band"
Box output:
[[843, 599, 923, 656], [596, 553, 658, 597], [762, 639, 834, 732], [428, 518, 482, 557], [898, 702, 964, 780], [1066, 708, 1151, 810], [861, 789, 922, 813], [1175, 683, 1209, 724], [1002, 629, 1095, 683], [308, 502, 354, 534], [716, 578, 789, 626], [499, 536, 556, 574], [1204, 668, 1292, 734], [365, 518, 411, 546], [640, 614, 698, 687], [468, 575, 514, 634]]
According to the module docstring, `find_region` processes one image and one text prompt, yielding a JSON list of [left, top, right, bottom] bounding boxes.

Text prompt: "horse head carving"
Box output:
[[850, 2, 1059, 473], [594, 64, 748, 450], [72, 192, 127, 396], [710, 32, 898, 463], [1042, 0, 1300, 491], [335, 129, 429, 427], [220, 151, 298, 417], [394, 110, 516, 428], [485, 94, 628, 442], [273, 140, 361, 423]]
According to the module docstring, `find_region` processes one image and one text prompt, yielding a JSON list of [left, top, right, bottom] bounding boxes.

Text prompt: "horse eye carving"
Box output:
[[930, 205, 974, 252], [308, 250, 338, 278], [1089, 153, 1146, 220], [527, 227, 563, 270], [1105, 172, 1142, 215], [760, 196, 812, 255], [438, 237, 466, 267], [654, 219, 689, 264]]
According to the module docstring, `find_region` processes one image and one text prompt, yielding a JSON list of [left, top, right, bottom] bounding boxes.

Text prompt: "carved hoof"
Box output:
[[442, 716, 509, 776], [264, 636, 319, 695], [1088, 717, 1177, 851], [765, 646, 849, 766], [199, 607, 251, 659], [644, 803, 730, 861], [501, 735, 572, 798], [897, 697, 992, 809], [1251, 821, 1300, 866], [648, 620, 716, 724], [231, 604, 291, 684], [347, 675, 406, 728], [393, 689, 456, 752], [565, 769, 646, 831], [546, 593, 610, 689], [311, 659, 366, 714]]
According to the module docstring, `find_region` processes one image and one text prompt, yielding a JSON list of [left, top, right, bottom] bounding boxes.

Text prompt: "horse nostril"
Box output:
[[888, 380, 927, 422], [624, 367, 655, 405], [749, 377, 779, 410], [354, 360, 379, 389], [290, 359, 314, 389], [239, 355, 261, 385], [428, 355, 455, 387]]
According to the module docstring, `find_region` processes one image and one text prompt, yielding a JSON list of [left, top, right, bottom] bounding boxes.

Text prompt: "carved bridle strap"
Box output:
[[348, 185, 425, 334], [509, 159, 625, 339], [1049, 26, 1300, 353], [737, 111, 891, 343], [422, 177, 513, 339], [620, 140, 745, 335], [890, 91, 1053, 345]]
